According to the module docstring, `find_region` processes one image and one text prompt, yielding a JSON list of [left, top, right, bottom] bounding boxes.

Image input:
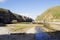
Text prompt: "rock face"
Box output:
[[0, 8, 33, 24], [0, 8, 12, 23]]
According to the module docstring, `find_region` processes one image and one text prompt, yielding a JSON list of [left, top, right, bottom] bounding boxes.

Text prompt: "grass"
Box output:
[[36, 6, 60, 21], [7, 24, 39, 32], [43, 22, 60, 39], [6, 22, 60, 39]]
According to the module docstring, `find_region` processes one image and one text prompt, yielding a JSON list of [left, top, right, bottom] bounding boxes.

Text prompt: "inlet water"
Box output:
[[35, 26, 58, 40]]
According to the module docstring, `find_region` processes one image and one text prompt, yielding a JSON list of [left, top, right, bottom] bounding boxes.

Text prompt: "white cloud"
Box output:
[[0, 0, 6, 3]]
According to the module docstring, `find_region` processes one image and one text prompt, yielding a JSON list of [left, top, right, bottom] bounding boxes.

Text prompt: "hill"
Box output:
[[0, 8, 33, 24], [36, 6, 60, 22]]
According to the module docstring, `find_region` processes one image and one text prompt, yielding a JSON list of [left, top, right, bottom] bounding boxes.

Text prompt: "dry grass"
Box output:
[[6, 24, 38, 33]]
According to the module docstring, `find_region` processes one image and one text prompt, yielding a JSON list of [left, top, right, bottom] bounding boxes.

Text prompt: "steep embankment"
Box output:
[[36, 6, 60, 22], [0, 8, 33, 24]]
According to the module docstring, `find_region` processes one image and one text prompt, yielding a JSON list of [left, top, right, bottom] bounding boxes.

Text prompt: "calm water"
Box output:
[[35, 26, 58, 40]]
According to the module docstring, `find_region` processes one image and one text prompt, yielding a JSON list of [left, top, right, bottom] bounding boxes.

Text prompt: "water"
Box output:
[[35, 26, 58, 40]]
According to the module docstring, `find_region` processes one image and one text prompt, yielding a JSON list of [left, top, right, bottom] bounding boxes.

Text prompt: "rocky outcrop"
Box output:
[[0, 8, 33, 24], [0, 8, 12, 23]]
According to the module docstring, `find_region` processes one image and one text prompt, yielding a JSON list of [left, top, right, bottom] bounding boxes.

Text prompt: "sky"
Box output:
[[0, 0, 60, 19]]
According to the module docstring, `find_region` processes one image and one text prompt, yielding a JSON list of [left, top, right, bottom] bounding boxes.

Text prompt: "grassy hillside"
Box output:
[[36, 6, 60, 22]]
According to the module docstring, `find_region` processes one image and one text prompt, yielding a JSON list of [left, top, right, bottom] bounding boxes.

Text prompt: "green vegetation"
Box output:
[[36, 6, 60, 39], [0, 8, 9, 13], [36, 6, 60, 22]]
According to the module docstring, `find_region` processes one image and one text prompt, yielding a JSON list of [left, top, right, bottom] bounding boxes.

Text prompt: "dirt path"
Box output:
[[25, 27, 36, 33]]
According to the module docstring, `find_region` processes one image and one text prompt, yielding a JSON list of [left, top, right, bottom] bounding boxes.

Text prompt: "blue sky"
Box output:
[[0, 0, 60, 19]]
